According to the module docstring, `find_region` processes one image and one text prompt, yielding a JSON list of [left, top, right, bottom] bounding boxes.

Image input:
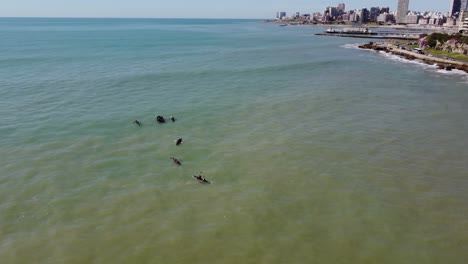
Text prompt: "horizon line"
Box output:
[[0, 16, 266, 20]]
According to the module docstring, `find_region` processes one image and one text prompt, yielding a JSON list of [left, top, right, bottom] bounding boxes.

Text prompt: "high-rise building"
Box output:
[[377, 13, 394, 23], [329, 7, 338, 17], [342, 13, 350, 21], [277, 12, 287, 20], [337, 3, 346, 16], [451, 0, 462, 17], [349, 12, 356, 22], [462, 0, 468, 11], [380, 7, 390, 14], [452, 0, 468, 17], [337, 3, 346, 12], [397, 0, 409, 24], [459, 10, 468, 32], [405, 14, 419, 24], [370, 7, 380, 22], [324, 6, 338, 20], [360, 8, 370, 23]]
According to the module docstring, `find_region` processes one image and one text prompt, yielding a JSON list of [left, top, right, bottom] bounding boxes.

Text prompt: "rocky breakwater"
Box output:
[[358, 42, 468, 73]]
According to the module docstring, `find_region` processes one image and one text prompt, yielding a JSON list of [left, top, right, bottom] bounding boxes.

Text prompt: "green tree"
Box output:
[[426, 33, 451, 48]]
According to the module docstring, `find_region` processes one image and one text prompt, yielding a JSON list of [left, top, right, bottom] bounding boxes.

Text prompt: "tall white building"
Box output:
[[397, 0, 409, 24]]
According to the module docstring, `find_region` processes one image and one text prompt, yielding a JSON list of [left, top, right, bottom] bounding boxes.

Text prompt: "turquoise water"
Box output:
[[1, 18, 467, 263]]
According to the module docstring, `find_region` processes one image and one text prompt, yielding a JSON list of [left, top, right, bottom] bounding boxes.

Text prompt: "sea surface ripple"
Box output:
[[0, 18, 467, 263]]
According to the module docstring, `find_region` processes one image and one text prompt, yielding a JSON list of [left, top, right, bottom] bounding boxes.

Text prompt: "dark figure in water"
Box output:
[[133, 120, 142, 126], [170, 116, 176, 122], [156, 116, 165, 123], [176, 138, 183, 146], [170, 157, 182, 166], [193, 174, 210, 184]]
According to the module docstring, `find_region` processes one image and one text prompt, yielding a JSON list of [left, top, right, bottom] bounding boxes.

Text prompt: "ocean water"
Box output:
[[0, 18, 467, 263]]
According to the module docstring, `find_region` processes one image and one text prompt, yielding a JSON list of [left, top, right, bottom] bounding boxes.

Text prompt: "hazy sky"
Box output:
[[0, 0, 452, 19]]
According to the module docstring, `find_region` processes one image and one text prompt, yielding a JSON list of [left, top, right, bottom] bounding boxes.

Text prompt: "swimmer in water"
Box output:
[[170, 157, 182, 166], [193, 174, 210, 184], [156, 115, 165, 123]]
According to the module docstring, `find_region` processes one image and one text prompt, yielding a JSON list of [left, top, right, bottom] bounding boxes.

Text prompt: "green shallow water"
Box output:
[[0, 18, 467, 263]]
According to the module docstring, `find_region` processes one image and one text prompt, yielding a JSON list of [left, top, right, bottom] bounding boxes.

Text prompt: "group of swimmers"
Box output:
[[133, 115, 176, 126], [133, 115, 210, 184], [156, 115, 176, 123]]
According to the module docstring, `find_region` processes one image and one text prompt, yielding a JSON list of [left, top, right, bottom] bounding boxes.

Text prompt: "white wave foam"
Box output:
[[376, 51, 468, 79], [435, 68, 468, 78], [341, 43, 361, 49], [346, 43, 468, 80]]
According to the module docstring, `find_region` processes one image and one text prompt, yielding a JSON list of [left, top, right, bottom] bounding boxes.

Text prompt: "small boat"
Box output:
[[193, 174, 210, 184], [279, 24, 288, 27]]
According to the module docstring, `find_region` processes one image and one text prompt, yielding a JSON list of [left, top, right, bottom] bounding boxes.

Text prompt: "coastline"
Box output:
[[267, 19, 459, 34], [358, 42, 468, 73], [315, 32, 419, 40]]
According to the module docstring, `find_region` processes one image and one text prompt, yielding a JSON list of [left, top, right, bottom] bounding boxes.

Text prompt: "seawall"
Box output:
[[315, 33, 419, 40]]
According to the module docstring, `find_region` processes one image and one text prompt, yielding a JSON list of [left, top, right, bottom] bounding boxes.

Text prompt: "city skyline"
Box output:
[[0, 1, 455, 19]]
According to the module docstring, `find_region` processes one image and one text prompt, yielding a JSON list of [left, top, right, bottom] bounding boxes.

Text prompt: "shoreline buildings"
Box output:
[[275, 1, 462, 31]]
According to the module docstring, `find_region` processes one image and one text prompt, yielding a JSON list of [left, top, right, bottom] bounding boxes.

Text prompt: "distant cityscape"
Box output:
[[275, 0, 468, 33]]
